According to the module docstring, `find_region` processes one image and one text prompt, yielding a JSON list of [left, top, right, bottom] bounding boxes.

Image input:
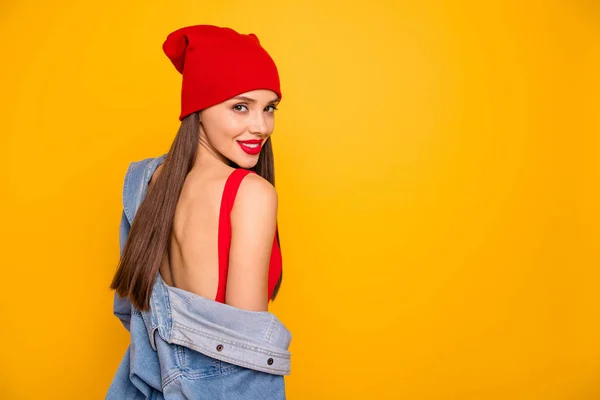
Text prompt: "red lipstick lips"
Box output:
[[237, 139, 263, 155]]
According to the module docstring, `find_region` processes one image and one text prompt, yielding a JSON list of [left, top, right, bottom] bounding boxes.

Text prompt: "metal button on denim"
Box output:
[[267, 358, 274, 365], [216, 344, 224, 352]]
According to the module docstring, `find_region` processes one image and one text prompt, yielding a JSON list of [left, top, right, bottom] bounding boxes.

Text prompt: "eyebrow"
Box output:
[[231, 95, 280, 104]]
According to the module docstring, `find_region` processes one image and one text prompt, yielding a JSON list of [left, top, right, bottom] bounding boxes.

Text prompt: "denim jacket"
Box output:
[[107, 154, 292, 399]]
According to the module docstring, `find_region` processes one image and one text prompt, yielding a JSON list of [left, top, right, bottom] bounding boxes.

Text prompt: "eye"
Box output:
[[265, 105, 279, 113], [233, 104, 248, 112]]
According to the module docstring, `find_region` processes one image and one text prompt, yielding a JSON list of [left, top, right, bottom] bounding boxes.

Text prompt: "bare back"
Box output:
[[150, 163, 236, 300]]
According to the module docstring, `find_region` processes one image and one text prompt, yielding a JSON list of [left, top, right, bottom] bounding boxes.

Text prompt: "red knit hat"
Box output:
[[162, 25, 282, 121]]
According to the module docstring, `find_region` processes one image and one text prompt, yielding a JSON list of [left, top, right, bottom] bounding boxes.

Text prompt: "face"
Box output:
[[198, 89, 280, 169]]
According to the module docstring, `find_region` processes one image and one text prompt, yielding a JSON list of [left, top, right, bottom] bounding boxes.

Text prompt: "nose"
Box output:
[[249, 111, 270, 137]]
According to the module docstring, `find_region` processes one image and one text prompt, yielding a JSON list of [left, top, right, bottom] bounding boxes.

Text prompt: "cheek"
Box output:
[[219, 115, 245, 139], [205, 118, 244, 143]]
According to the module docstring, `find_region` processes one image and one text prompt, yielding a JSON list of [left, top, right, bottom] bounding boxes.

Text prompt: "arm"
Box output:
[[226, 174, 278, 311]]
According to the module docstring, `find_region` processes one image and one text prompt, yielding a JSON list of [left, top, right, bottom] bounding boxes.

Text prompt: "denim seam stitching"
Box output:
[[184, 363, 241, 380], [264, 316, 276, 343], [176, 345, 185, 370], [123, 163, 131, 223], [162, 370, 183, 389]]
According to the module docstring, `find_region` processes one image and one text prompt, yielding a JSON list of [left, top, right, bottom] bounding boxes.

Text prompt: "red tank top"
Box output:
[[214, 169, 282, 303]]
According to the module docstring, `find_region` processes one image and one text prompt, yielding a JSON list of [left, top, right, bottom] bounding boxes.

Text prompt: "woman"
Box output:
[[106, 25, 292, 399]]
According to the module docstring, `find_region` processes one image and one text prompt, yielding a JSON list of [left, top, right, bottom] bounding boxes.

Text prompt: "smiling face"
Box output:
[[197, 89, 280, 169]]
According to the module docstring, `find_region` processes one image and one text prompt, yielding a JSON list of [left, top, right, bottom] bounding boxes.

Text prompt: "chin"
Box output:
[[230, 156, 260, 170]]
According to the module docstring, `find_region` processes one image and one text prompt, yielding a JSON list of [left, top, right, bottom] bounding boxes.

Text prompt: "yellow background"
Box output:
[[1, 0, 598, 399]]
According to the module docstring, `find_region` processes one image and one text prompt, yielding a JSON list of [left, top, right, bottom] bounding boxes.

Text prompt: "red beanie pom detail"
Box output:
[[162, 29, 189, 75]]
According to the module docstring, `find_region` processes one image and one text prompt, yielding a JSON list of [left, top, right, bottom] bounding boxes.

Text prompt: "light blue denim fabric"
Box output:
[[107, 154, 292, 399]]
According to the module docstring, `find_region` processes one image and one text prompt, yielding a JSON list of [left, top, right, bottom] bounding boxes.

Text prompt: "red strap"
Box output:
[[222, 169, 255, 215], [215, 169, 281, 303], [215, 169, 255, 302]]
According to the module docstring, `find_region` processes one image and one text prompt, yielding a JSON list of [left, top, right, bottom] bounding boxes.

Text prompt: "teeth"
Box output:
[[242, 143, 259, 148]]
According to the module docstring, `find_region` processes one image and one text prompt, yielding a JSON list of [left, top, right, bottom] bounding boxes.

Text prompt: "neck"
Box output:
[[193, 140, 231, 170]]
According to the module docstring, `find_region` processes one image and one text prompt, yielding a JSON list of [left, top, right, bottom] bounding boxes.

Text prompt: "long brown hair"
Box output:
[[110, 111, 282, 311]]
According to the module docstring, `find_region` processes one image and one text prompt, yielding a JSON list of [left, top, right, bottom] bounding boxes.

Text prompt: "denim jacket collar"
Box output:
[[142, 273, 292, 375], [122, 153, 167, 225]]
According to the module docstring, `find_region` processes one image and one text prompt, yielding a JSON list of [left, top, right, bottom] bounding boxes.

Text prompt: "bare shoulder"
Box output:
[[230, 172, 278, 238], [235, 172, 278, 210]]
